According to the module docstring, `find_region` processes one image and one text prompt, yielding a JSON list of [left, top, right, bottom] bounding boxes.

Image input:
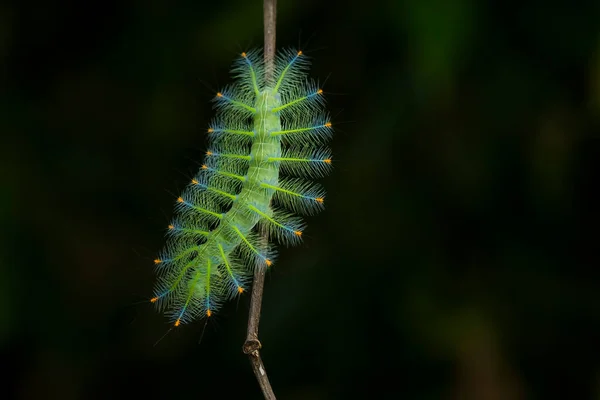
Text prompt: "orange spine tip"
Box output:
[[168, 224, 174, 230], [317, 89, 323, 94], [297, 50, 303, 56], [207, 128, 214, 133], [150, 297, 158, 303], [315, 197, 324, 203], [323, 159, 332, 164], [237, 287, 244, 294], [201, 165, 208, 170], [265, 259, 272, 267], [241, 52, 247, 57], [154, 258, 162, 264], [174, 319, 181, 327], [325, 122, 332, 128], [206, 151, 213, 156], [216, 92, 223, 97], [191, 179, 199, 185], [177, 197, 184, 203], [294, 230, 302, 237], [206, 309, 212, 317]]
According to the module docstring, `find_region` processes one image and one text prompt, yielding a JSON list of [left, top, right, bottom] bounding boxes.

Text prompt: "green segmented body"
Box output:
[[152, 49, 333, 326]]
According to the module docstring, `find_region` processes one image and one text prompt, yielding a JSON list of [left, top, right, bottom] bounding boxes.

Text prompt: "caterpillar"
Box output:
[[151, 49, 333, 327]]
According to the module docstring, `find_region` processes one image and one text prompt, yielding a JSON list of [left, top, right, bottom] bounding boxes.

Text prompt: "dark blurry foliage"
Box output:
[[1, 0, 599, 399]]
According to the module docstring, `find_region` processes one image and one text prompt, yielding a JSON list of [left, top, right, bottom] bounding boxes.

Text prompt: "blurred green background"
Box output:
[[2, 0, 600, 399]]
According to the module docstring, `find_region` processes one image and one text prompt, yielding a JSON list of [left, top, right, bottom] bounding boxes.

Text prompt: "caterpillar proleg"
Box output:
[[152, 49, 333, 327]]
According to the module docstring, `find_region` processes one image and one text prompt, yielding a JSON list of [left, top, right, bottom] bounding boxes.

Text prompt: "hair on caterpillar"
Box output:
[[151, 47, 334, 329]]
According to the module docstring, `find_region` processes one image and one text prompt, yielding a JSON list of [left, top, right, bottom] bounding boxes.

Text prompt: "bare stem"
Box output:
[[242, 2, 277, 400], [263, 0, 277, 85], [243, 264, 275, 400]]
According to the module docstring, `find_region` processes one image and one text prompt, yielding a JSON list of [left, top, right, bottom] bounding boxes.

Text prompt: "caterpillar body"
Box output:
[[152, 49, 333, 327]]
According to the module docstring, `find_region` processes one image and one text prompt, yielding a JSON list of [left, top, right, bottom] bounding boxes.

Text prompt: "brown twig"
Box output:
[[263, 0, 277, 85], [243, 265, 275, 400], [242, 1, 277, 399]]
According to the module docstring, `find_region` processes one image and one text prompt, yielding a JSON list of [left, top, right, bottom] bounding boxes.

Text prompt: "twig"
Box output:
[[263, 0, 277, 85], [243, 265, 275, 400], [242, 1, 277, 400]]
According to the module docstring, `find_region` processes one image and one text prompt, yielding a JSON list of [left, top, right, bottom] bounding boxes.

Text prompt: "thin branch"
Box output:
[[243, 265, 275, 400], [263, 0, 277, 85], [242, 1, 277, 400]]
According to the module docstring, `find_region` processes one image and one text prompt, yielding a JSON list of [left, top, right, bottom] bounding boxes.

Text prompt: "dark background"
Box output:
[[2, 0, 600, 399]]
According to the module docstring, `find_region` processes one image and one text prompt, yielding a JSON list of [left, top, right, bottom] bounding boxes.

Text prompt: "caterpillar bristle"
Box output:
[[256, 207, 307, 247], [266, 177, 326, 216], [274, 80, 326, 115], [276, 112, 333, 146], [233, 49, 264, 95], [152, 47, 333, 325], [273, 49, 311, 94], [269, 147, 333, 178]]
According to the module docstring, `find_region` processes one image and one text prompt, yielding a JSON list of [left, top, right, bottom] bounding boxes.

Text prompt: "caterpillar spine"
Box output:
[[152, 49, 332, 327]]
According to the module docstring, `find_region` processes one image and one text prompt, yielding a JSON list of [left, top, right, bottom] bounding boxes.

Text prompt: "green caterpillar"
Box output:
[[151, 49, 332, 327]]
